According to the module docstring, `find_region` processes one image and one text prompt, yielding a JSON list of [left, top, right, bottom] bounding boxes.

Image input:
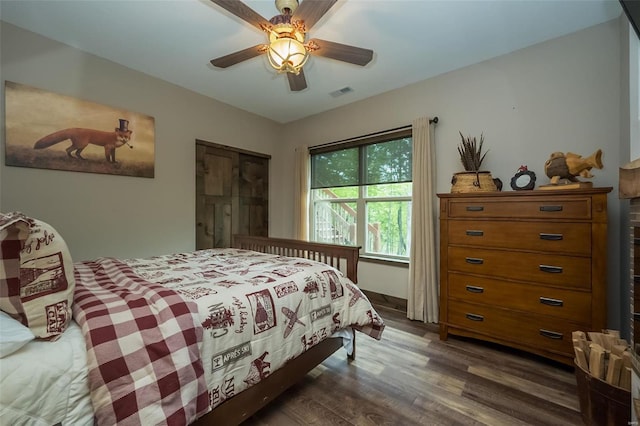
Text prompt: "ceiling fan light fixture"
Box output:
[[267, 25, 308, 74], [209, 0, 372, 91]]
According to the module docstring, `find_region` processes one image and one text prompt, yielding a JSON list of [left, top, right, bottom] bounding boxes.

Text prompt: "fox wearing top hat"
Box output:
[[34, 119, 133, 163]]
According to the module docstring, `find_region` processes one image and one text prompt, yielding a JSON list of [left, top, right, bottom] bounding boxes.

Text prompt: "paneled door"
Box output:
[[196, 140, 269, 249]]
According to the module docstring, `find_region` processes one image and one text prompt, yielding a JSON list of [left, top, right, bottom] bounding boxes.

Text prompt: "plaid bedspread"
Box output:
[[72, 258, 210, 426], [125, 249, 385, 409]]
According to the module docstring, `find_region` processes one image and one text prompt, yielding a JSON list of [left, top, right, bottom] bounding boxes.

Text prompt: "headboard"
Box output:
[[232, 235, 360, 283]]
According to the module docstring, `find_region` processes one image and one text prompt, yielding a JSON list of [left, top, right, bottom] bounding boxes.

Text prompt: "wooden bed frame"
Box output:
[[191, 235, 361, 426]]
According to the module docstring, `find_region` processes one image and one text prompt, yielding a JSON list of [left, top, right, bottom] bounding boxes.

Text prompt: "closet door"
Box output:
[[238, 153, 269, 237], [196, 141, 269, 249]]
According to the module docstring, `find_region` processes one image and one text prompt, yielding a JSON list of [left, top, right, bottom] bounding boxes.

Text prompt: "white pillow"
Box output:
[[0, 310, 35, 358]]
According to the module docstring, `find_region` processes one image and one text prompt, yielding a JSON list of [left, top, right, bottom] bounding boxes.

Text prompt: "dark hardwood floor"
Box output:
[[244, 305, 582, 425]]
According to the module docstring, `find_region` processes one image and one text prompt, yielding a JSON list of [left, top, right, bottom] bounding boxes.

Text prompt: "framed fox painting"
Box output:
[[4, 81, 155, 178]]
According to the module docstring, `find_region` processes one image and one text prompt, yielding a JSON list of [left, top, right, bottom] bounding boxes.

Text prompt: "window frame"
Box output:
[[309, 128, 413, 262]]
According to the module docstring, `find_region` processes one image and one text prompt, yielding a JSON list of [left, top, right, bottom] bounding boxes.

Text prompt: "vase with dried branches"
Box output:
[[458, 132, 487, 171], [451, 132, 497, 193]]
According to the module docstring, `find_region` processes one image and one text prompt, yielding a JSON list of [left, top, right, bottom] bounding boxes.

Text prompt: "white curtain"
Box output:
[[293, 146, 310, 240], [407, 117, 438, 322]]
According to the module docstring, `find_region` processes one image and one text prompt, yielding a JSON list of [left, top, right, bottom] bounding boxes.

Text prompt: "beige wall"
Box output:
[[0, 22, 282, 260], [274, 19, 626, 328], [0, 18, 630, 330]]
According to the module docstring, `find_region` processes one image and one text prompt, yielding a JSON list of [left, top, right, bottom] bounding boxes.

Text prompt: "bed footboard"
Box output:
[[191, 336, 345, 426], [232, 235, 360, 283], [189, 236, 362, 425]]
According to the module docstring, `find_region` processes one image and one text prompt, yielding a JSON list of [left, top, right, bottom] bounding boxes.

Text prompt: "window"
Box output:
[[309, 129, 412, 261]]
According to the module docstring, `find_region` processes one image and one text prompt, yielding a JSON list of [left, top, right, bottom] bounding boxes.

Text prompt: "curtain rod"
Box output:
[[310, 116, 439, 150]]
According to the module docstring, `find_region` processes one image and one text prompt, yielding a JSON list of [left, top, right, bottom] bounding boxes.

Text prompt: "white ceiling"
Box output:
[[0, 0, 623, 124]]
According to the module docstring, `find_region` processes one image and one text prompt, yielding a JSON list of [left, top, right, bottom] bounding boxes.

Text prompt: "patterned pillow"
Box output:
[[0, 212, 30, 325], [0, 212, 75, 340]]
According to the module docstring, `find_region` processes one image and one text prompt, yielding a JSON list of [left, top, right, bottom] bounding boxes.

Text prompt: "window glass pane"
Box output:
[[313, 201, 357, 246], [364, 182, 412, 198], [366, 200, 411, 257], [364, 138, 412, 185], [309, 128, 413, 261], [313, 186, 358, 200], [311, 148, 358, 189]]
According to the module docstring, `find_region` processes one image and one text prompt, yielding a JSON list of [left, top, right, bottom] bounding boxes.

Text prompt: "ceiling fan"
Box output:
[[209, 0, 374, 92]]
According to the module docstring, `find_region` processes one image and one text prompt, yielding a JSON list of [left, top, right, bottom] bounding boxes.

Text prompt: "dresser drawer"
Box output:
[[448, 221, 591, 255], [447, 272, 591, 322], [447, 301, 581, 356], [448, 198, 591, 220], [447, 246, 591, 289]]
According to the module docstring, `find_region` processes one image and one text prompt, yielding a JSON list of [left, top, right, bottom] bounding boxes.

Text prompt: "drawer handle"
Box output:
[[539, 233, 563, 241], [634, 275, 640, 284], [539, 297, 563, 307], [540, 205, 563, 212], [539, 329, 563, 340], [466, 230, 484, 237], [634, 238, 640, 246], [466, 206, 484, 212], [539, 265, 563, 273], [466, 285, 484, 293], [465, 257, 484, 265], [634, 312, 640, 322], [465, 313, 484, 322]]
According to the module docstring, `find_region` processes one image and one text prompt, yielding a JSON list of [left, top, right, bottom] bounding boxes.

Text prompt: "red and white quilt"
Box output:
[[125, 249, 384, 410], [73, 248, 384, 424], [72, 259, 210, 426]]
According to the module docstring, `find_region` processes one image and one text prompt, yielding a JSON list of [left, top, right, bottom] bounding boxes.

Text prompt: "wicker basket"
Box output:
[[451, 171, 497, 193], [574, 360, 630, 426]]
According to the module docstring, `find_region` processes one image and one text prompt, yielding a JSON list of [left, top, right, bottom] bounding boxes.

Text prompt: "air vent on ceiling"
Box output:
[[330, 86, 354, 97]]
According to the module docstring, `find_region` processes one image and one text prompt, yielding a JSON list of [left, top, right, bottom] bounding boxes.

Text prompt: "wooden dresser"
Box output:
[[437, 187, 611, 365]]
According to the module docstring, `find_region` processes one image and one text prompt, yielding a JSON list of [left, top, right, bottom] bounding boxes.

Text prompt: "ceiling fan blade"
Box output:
[[210, 44, 266, 68], [210, 0, 272, 32], [292, 0, 337, 32], [287, 70, 307, 92], [308, 38, 373, 66]]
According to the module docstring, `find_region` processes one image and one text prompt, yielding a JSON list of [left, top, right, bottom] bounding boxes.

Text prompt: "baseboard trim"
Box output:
[[362, 290, 407, 313]]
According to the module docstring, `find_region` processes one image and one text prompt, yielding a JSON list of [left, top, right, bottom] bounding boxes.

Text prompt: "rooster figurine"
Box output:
[[544, 149, 603, 184]]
